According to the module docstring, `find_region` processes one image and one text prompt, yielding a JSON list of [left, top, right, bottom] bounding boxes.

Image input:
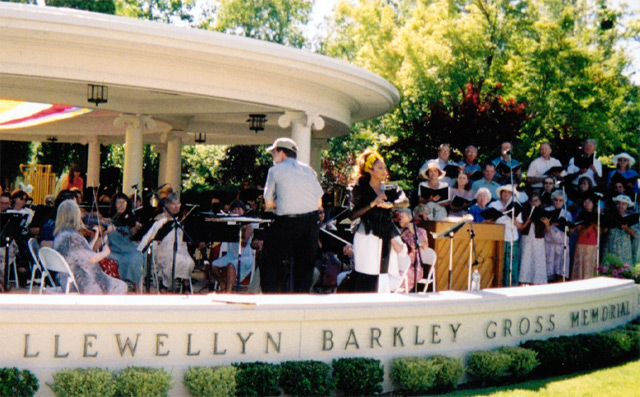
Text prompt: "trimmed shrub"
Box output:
[[428, 355, 464, 393], [115, 366, 172, 397], [390, 357, 438, 396], [233, 362, 281, 396], [466, 350, 511, 384], [497, 346, 539, 378], [0, 368, 38, 397], [332, 358, 383, 396], [183, 366, 236, 397], [279, 361, 334, 397], [521, 336, 589, 376], [50, 368, 116, 397]]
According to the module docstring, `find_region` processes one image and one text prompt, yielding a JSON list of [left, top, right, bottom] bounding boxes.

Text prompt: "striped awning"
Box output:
[[0, 100, 91, 130]]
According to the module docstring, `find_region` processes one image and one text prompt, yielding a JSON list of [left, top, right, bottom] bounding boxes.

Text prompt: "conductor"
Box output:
[[261, 137, 324, 293]]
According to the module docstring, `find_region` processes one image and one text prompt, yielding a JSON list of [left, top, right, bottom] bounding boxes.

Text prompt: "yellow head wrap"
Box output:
[[364, 152, 384, 173]]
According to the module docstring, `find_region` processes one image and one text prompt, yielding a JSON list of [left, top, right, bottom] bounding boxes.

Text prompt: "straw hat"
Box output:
[[496, 184, 520, 200], [612, 152, 635, 167], [612, 194, 634, 208], [266, 137, 298, 153], [419, 160, 445, 179]]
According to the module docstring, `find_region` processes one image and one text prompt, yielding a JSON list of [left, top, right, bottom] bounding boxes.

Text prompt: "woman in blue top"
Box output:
[[606, 152, 638, 196]]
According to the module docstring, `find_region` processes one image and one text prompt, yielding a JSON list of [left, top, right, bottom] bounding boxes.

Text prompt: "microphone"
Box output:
[[503, 149, 512, 155], [131, 184, 139, 189], [185, 203, 200, 207], [592, 192, 604, 198], [431, 215, 473, 239]]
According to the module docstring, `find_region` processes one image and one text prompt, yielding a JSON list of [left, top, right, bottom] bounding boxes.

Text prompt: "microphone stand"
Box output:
[[152, 190, 194, 292], [507, 151, 515, 287], [466, 223, 479, 290], [410, 206, 423, 293], [596, 195, 602, 273], [561, 186, 569, 282]]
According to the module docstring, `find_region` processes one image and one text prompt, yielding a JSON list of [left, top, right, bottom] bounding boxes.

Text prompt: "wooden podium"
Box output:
[[419, 220, 505, 291]]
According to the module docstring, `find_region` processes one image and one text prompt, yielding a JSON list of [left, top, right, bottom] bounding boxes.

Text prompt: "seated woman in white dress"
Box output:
[[138, 193, 195, 292], [210, 200, 255, 293], [53, 200, 127, 294]]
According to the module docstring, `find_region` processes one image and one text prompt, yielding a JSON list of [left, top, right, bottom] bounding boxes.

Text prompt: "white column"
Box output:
[[163, 132, 183, 193], [278, 111, 324, 165], [310, 138, 328, 176], [85, 136, 101, 188], [154, 144, 168, 185], [114, 115, 144, 196]]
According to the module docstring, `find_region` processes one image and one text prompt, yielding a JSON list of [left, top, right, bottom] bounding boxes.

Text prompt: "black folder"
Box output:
[[496, 161, 521, 175], [419, 185, 449, 203], [543, 166, 565, 176], [450, 196, 476, 208]]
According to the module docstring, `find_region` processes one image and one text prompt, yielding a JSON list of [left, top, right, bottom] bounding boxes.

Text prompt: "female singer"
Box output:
[[572, 196, 600, 279], [449, 172, 475, 217], [53, 200, 127, 294], [543, 191, 573, 281], [469, 188, 492, 223], [603, 195, 636, 264], [416, 160, 449, 221], [348, 150, 408, 292], [606, 153, 638, 195], [488, 185, 521, 286], [107, 193, 144, 291], [518, 194, 548, 285]]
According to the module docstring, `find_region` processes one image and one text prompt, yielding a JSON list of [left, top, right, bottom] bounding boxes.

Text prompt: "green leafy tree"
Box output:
[[215, 145, 271, 186], [2, 0, 116, 13], [212, 0, 313, 47], [321, 0, 640, 186], [116, 0, 196, 24]]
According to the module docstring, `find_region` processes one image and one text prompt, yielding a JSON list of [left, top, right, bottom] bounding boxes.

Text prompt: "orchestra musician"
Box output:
[[52, 199, 127, 294], [138, 192, 195, 292], [107, 193, 144, 292], [209, 200, 255, 293]]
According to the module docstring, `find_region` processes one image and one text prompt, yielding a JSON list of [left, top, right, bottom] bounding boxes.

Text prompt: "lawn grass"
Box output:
[[445, 359, 640, 397]]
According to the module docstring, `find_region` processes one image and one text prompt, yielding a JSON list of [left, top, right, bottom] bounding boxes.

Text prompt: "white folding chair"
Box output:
[[393, 252, 413, 294], [38, 247, 79, 294], [27, 238, 56, 294], [417, 247, 437, 293]]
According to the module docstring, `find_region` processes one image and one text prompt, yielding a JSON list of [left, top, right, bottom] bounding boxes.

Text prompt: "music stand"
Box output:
[[204, 216, 269, 292], [0, 212, 26, 291]]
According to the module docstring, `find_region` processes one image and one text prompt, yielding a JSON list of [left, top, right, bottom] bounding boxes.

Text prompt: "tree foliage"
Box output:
[[321, 0, 640, 185], [116, 0, 196, 23], [212, 0, 313, 47]]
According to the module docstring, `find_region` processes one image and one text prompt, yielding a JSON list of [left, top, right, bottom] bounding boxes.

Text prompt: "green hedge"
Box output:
[[466, 350, 511, 385], [497, 346, 539, 378], [332, 358, 384, 396], [279, 361, 334, 397], [115, 367, 173, 397], [0, 368, 39, 397], [521, 323, 640, 377], [233, 362, 281, 396], [50, 368, 116, 397], [183, 366, 236, 397], [428, 355, 464, 393]]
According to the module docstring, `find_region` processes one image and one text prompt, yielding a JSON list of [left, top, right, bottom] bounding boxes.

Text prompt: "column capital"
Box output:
[[114, 114, 172, 133], [278, 111, 324, 131], [79, 135, 100, 146], [160, 130, 188, 144]]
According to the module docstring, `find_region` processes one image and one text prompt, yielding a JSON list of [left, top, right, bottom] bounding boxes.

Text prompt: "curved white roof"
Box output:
[[0, 2, 399, 144]]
